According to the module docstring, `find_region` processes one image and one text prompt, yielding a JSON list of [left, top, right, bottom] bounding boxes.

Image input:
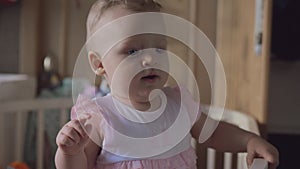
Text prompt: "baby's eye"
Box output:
[[127, 49, 139, 56]]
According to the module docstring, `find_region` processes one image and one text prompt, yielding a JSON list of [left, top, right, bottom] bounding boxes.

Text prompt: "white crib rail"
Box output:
[[0, 98, 73, 169]]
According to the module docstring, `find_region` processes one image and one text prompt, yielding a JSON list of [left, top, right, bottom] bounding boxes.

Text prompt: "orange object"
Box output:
[[8, 162, 30, 169]]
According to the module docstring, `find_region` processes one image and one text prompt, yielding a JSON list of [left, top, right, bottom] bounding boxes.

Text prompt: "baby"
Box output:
[[55, 0, 279, 169]]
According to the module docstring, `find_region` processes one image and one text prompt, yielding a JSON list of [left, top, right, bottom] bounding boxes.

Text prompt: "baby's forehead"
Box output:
[[93, 6, 134, 32], [122, 34, 167, 41], [87, 6, 167, 54], [116, 34, 168, 46], [89, 6, 166, 39]]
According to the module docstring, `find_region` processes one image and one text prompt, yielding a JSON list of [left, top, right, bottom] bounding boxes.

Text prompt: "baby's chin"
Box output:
[[135, 88, 162, 101]]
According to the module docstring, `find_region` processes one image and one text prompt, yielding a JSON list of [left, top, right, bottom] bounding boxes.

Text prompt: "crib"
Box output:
[[193, 105, 260, 169], [0, 98, 73, 169], [0, 99, 260, 169]]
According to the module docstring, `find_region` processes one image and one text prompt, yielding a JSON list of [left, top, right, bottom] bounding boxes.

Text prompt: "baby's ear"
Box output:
[[88, 51, 105, 76]]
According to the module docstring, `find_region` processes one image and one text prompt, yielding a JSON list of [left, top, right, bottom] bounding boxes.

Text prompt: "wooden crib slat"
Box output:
[[60, 109, 68, 127], [224, 152, 232, 169], [207, 148, 216, 169], [0, 113, 4, 168], [15, 111, 25, 161], [37, 109, 45, 169]]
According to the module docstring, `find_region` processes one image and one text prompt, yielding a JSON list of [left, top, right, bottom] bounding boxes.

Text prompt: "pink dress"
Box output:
[[71, 86, 201, 169]]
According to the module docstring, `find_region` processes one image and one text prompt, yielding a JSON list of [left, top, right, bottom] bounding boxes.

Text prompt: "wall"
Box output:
[[160, 0, 217, 105], [41, 0, 94, 77], [267, 0, 300, 134], [0, 4, 20, 73], [267, 60, 300, 134], [66, 1, 94, 76]]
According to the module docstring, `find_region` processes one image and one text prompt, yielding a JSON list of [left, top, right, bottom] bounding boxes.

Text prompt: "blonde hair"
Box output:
[[86, 0, 162, 39]]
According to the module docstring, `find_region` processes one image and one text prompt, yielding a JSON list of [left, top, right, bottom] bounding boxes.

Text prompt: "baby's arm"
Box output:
[[191, 113, 279, 169], [55, 114, 100, 169]]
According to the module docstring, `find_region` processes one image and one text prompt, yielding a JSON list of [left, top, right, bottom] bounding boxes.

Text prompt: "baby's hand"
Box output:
[[56, 114, 91, 156], [246, 135, 279, 169]]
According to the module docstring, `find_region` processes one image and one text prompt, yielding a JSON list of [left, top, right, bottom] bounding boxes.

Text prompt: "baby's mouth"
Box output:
[[141, 74, 160, 83], [142, 74, 159, 80]]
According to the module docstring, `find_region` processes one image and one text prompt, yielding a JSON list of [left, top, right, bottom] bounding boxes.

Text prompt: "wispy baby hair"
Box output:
[[86, 0, 162, 39]]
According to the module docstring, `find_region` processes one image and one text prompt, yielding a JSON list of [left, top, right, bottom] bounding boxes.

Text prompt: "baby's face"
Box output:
[[103, 34, 169, 101], [92, 6, 169, 102]]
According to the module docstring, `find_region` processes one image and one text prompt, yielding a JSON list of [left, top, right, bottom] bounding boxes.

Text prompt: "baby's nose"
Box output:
[[141, 52, 156, 67]]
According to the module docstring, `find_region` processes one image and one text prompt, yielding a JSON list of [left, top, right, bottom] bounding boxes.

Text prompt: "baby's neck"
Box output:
[[131, 101, 152, 112], [113, 95, 161, 112]]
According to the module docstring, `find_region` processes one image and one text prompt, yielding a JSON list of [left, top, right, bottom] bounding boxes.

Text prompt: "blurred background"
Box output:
[[0, 0, 299, 169]]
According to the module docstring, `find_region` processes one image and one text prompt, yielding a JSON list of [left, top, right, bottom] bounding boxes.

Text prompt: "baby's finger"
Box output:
[[246, 150, 260, 167], [60, 125, 81, 143], [56, 132, 76, 147], [67, 114, 91, 136], [246, 151, 256, 167], [264, 151, 279, 169], [77, 131, 90, 147]]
